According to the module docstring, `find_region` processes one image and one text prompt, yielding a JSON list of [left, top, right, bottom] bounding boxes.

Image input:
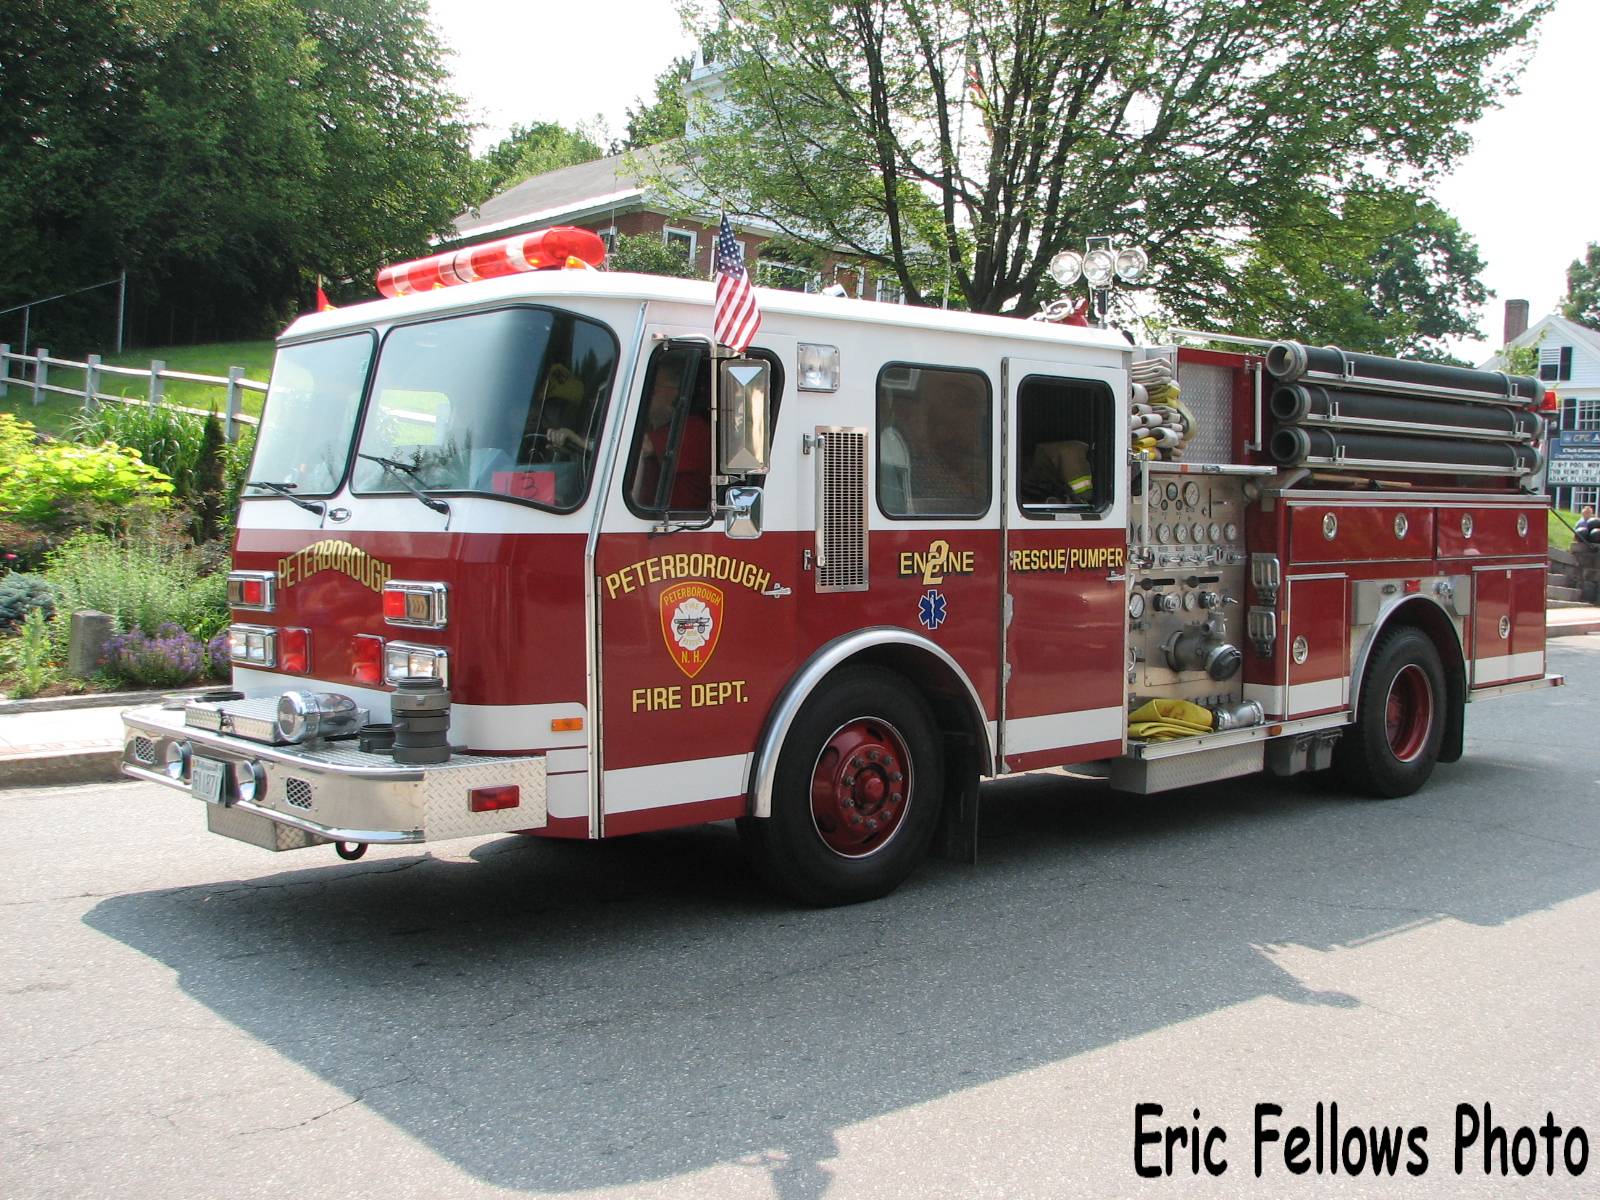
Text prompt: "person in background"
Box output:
[[1573, 504, 1600, 546]]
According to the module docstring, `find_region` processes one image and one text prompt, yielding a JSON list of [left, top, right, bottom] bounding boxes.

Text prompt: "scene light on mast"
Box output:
[[1045, 236, 1148, 327]]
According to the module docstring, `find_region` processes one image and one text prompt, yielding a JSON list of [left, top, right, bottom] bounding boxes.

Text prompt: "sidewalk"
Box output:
[[0, 703, 132, 787], [3, 612, 1598, 789]]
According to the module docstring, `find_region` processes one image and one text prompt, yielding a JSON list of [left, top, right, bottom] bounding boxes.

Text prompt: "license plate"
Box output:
[[192, 756, 229, 805]]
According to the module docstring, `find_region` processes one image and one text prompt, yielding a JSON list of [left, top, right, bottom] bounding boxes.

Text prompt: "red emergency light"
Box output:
[[375, 226, 607, 299], [1541, 389, 1559, 413]]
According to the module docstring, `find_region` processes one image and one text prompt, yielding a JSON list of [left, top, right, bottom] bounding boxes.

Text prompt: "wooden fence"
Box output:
[[0, 344, 267, 442]]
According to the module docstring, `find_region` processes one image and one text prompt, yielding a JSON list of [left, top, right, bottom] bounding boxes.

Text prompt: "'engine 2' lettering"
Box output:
[[1009, 546, 1126, 573], [631, 680, 749, 712]]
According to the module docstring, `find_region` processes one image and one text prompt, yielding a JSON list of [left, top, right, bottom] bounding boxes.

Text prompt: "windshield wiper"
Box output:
[[246, 480, 326, 518], [356, 454, 450, 517]]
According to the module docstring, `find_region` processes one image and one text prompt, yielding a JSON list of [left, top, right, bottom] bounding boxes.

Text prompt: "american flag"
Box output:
[[713, 215, 761, 353]]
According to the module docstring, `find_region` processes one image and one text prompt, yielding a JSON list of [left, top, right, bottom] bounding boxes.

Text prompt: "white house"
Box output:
[[1483, 310, 1600, 511]]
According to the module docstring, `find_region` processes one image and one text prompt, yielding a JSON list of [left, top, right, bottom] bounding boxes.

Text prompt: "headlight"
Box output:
[[383, 642, 449, 686], [228, 624, 278, 667]]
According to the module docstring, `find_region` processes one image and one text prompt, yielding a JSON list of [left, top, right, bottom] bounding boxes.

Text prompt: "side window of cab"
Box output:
[[1015, 375, 1115, 516], [624, 345, 784, 518]]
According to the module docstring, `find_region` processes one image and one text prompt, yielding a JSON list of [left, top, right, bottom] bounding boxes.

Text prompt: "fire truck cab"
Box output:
[[122, 263, 1560, 905]]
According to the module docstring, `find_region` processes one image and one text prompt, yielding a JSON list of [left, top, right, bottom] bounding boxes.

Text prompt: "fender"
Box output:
[[1349, 586, 1468, 702], [747, 627, 993, 819]]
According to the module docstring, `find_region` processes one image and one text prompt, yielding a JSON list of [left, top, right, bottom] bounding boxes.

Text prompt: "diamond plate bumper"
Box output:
[[121, 704, 546, 850]]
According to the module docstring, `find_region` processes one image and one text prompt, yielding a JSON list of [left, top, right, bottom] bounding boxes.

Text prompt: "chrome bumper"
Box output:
[[121, 704, 547, 851]]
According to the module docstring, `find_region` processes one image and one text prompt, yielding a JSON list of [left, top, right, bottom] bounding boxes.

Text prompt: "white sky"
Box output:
[[429, 0, 1597, 363]]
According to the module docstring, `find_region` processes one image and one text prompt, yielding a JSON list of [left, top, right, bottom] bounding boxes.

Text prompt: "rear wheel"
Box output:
[[740, 665, 943, 905], [1335, 626, 1448, 798]]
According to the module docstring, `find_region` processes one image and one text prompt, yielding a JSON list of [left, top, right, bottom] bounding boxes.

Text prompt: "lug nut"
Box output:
[[850, 756, 864, 769]]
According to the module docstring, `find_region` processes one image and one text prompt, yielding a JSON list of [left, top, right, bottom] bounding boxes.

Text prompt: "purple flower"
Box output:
[[103, 624, 206, 687]]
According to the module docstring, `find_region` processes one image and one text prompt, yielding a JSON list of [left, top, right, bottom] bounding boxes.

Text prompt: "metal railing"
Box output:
[[0, 344, 267, 441]]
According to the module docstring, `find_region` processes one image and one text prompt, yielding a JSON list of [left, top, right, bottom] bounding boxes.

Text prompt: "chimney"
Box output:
[[1503, 299, 1529, 346]]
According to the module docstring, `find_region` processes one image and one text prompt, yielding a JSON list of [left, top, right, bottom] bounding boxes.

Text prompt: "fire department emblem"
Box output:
[[660, 581, 724, 678]]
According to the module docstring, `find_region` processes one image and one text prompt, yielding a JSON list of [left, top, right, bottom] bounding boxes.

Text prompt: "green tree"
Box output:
[[473, 120, 606, 200], [0, 0, 475, 348], [664, 0, 1548, 325], [606, 233, 699, 279], [620, 56, 692, 150], [1204, 184, 1489, 358], [1561, 242, 1600, 329]]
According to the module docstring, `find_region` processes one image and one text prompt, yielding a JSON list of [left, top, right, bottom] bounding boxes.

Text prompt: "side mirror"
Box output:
[[724, 485, 763, 539], [718, 359, 770, 476]]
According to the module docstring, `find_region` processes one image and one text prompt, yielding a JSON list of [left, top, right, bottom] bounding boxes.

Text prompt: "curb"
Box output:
[[0, 688, 209, 717], [1549, 621, 1600, 639], [0, 748, 126, 788]]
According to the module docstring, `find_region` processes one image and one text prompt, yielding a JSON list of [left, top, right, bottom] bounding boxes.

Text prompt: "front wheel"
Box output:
[[1334, 626, 1448, 798], [740, 665, 943, 906]]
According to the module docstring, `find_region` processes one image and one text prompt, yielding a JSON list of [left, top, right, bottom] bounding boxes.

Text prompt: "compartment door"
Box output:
[[1000, 358, 1128, 771]]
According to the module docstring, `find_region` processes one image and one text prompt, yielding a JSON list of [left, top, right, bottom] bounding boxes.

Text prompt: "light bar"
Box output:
[[375, 226, 607, 298]]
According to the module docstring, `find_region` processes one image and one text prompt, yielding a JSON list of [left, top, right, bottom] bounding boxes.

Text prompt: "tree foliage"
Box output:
[[621, 56, 692, 150], [1203, 184, 1488, 359], [0, 0, 475, 350], [606, 233, 699, 279], [1561, 242, 1600, 330], [667, 0, 1547, 347], [474, 121, 606, 201]]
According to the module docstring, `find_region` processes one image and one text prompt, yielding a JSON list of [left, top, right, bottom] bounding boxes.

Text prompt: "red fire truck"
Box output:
[[122, 231, 1561, 905]]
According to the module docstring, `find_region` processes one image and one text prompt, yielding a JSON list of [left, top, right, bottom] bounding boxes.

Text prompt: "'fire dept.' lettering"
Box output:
[[1009, 546, 1126, 573], [632, 680, 749, 712], [605, 553, 771, 600], [277, 539, 393, 592]]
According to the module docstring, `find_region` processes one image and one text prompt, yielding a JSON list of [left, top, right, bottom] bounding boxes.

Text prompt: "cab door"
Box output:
[[1000, 358, 1129, 771], [590, 325, 799, 836]]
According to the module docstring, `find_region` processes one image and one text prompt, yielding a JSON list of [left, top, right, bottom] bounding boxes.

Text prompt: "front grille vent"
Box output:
[[284, 777, 314, 810], [132, 736, 156, 764], [816, 427, 868, 593]]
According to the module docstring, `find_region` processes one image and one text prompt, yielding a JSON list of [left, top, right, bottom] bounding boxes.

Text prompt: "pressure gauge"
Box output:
[[1224, 522, 1240, 542], [1209, 522, 1221, 542], [1183, 481, 1200, 507], [1182, 590, 1200, 611], [1156, 523, 1171, 543], [1191, 522, 1206, 543], [1165, 482, 1179, 501], [1131, 523, 1144, 544], [1174, 522, 1188, 543], [1128, 592, 1146, 620]]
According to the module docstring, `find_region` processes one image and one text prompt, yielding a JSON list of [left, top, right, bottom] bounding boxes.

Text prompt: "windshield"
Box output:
[[247, 333, 374, 496], [351, 307, 617, 511]]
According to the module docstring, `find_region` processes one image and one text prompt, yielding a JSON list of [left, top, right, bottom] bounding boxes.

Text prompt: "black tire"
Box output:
[[740, 665, 943, 906], [1334, 625, 1448, 798]]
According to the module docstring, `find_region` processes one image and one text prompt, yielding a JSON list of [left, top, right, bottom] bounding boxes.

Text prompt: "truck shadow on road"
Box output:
[[84, 671, 1599, 1196]]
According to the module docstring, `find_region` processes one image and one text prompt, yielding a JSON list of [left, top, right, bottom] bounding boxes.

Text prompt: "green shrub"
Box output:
[[43, 531, 223, 639], [1, 609, 57, 698], [70, 403, 209, 498], [0, 414, 173, 528], [0, 572, 55, 629]]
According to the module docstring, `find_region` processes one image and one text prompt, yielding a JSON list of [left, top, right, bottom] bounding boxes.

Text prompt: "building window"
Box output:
[[1541, 344, 1574, 382], [875, 276, 904, 304], [1571, 486, 1599, 512], [1577, 399, 1600, 432], [663, 227, 697, 264], [876, 364, 992, 519], [754, 259, 818, 293]]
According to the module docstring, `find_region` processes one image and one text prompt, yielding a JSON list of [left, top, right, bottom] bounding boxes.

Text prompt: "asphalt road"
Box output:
[[4, 639, 1600, 1200]]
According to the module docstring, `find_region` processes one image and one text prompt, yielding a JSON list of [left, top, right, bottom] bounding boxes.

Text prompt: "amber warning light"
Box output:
[[375, 226, 607, 298]]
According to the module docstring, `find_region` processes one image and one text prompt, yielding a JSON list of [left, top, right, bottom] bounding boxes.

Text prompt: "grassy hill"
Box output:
[[2, 340, 275, 437]]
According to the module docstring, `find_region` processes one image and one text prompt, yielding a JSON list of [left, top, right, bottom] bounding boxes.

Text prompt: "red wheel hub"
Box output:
[[1384, 664, 1434, 763], [809, 718, 912, 858]]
